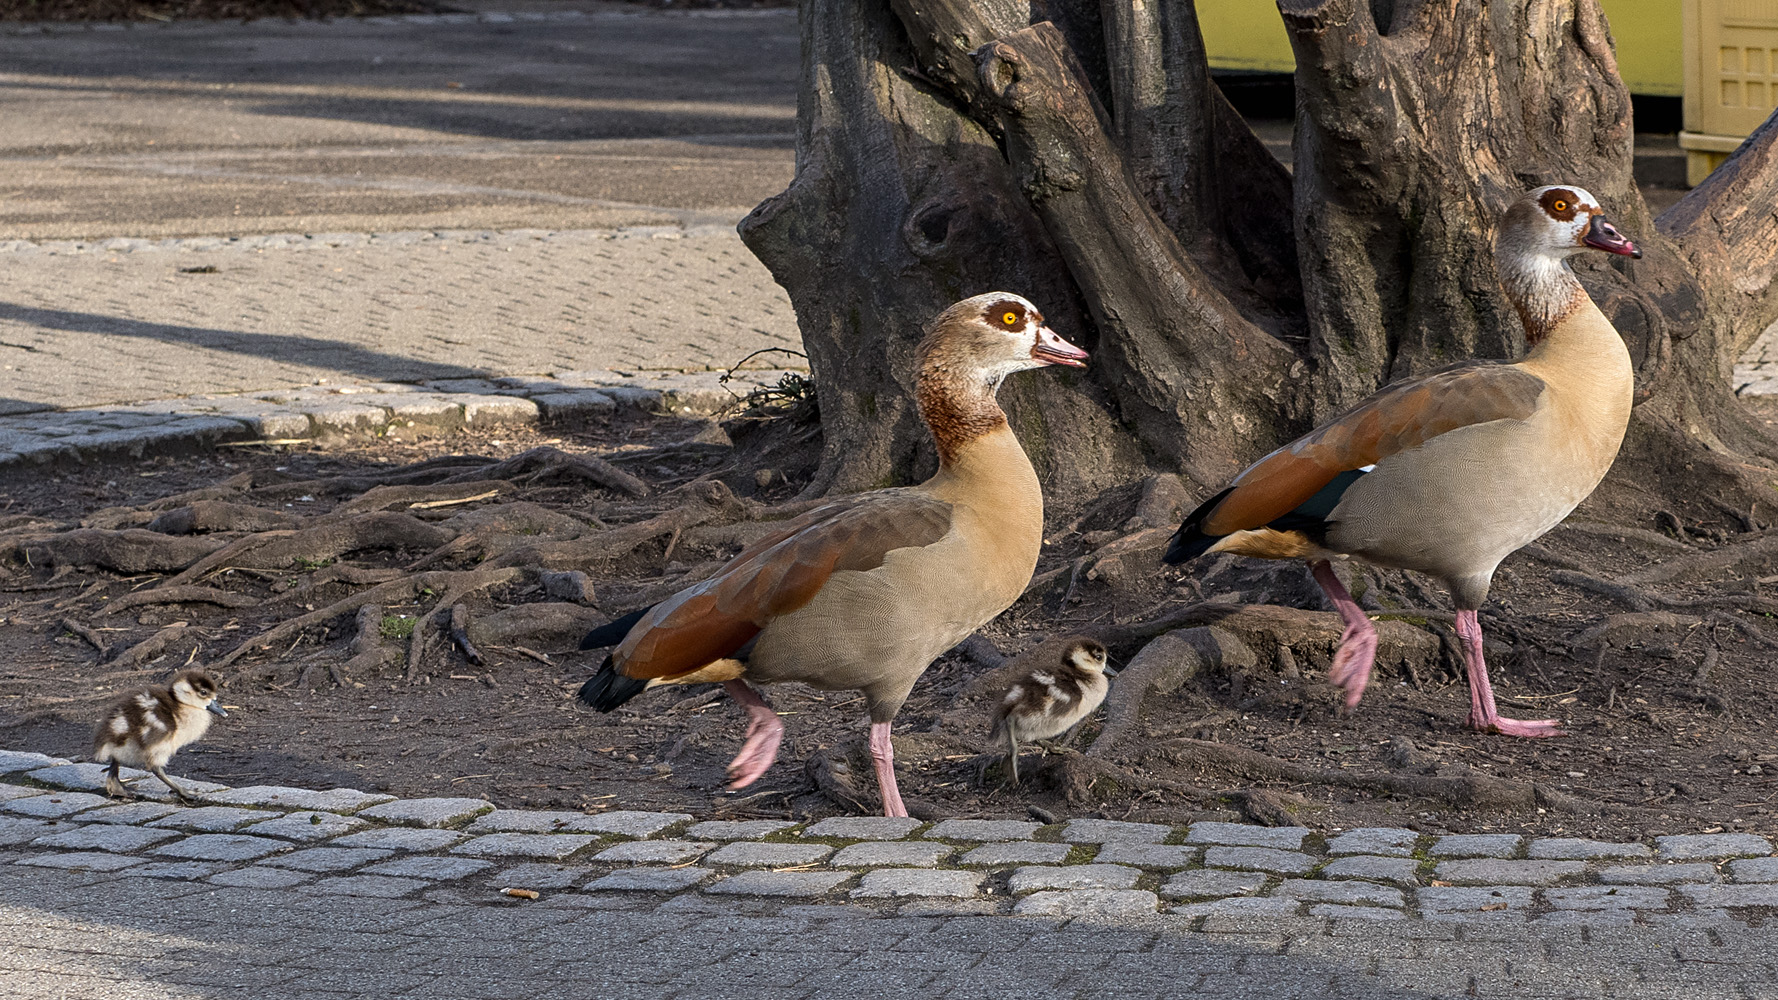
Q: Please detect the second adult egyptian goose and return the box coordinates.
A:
[1165,185,1641,737]
[577,292,1088,816]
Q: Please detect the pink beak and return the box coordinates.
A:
[1582,214,1641,258]
[1031,325,1089,367]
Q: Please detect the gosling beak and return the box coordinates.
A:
[1031,325,1089,368]
[206,700,228,717]
[1582,214,1641,258]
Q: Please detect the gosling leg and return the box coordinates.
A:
[1004,727,1021,786]
[150,766,196,802]
[101,761,132,801]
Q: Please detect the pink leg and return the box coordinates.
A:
[1311,560,1379,710]
[868,722,907,818]
[722,680,784,789]
[1456,610,1564,738]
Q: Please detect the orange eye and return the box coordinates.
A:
[1002,312,1018,326]
[1552,199,1568,213]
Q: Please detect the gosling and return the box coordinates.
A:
[989,638,1114,784]
[92,668,227,801]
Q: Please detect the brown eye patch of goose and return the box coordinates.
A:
[1539,187,1583,221]
[986,301,1026,329]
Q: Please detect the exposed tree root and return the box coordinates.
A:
[210,568,522,670]
[102,586,260,615]
[449,604,484,666]
[111,624,190,668]
[7,529,230,573]
[146,501,301,535]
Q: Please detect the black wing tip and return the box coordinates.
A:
[579,605,653,650]
[576,655,648,712]
[1162,487,1236,565]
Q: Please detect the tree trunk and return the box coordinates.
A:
[742,0,1778,507]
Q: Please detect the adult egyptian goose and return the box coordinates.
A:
[578,292,1088,816]
[990,637,1113,783]
[1165,185,1641,738]
[93,668,227,801]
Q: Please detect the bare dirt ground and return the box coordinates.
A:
[5,396,1778,841]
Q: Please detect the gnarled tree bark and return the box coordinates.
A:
[742,0,1778,508]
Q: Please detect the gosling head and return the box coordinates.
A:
[1062,638,1112,677]
[169,669,227,717]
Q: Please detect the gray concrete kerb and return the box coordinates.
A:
[356,797,493,829]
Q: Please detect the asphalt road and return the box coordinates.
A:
[0,3,797,239]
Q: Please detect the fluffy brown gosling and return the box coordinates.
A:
[989,638,1113,784]
[92,668,227,801]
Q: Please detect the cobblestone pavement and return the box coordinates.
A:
[2,749,1778,997]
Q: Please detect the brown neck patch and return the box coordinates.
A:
[915,363,1007,466]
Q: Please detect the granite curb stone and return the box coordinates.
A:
[804,817,923,840]
[830,842,952,868]
[1432,860,1586,886]
[1185,822,1310,850]
[1014,889,1159,917]
[1060,820,1171,844]
[1599,863,1721,885]
[1274,879,1405,908]
[17,851,142,871]
[1203,846,1316,874]
[1429,834,1523,858]
[584,867,713,892]
[1090,844,1198,869]
[356,798,492,828]
[567,810,691,837]
[333,828,466,852]
[704,842,832,867]
[685,820,796,841]
[4,791,109,817]
[495,864,590,890]
[206,786,394,813]
[1160,869,1267,900]
[241,811,367,841]
[450,834,599,859]
[360,856,493,881]
[151,806,283,832]
[154,834,291,861]
[594,840,715,864]
[1655,834,1773,859]
[1320,855,1423,886]
[1009,864,1141,893]
[703,871,851,897]
[1528,838,1653,860]
[927,820,1040,842]
[1327,828,1419,857]
[262,848,395,872]
[1543,886,1672,910]
[959,842,1072,866]
[851,869,984,899]
[31,824,181,852]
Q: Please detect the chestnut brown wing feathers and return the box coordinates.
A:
[1202,363,1547,535]
[615,494,954,681]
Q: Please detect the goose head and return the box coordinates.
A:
[1499,185,1641,264]
[918,292,1088,390]
[171,669,227,717]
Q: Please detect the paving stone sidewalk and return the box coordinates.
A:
[4,747,1778,997]
[0,227,804,469]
